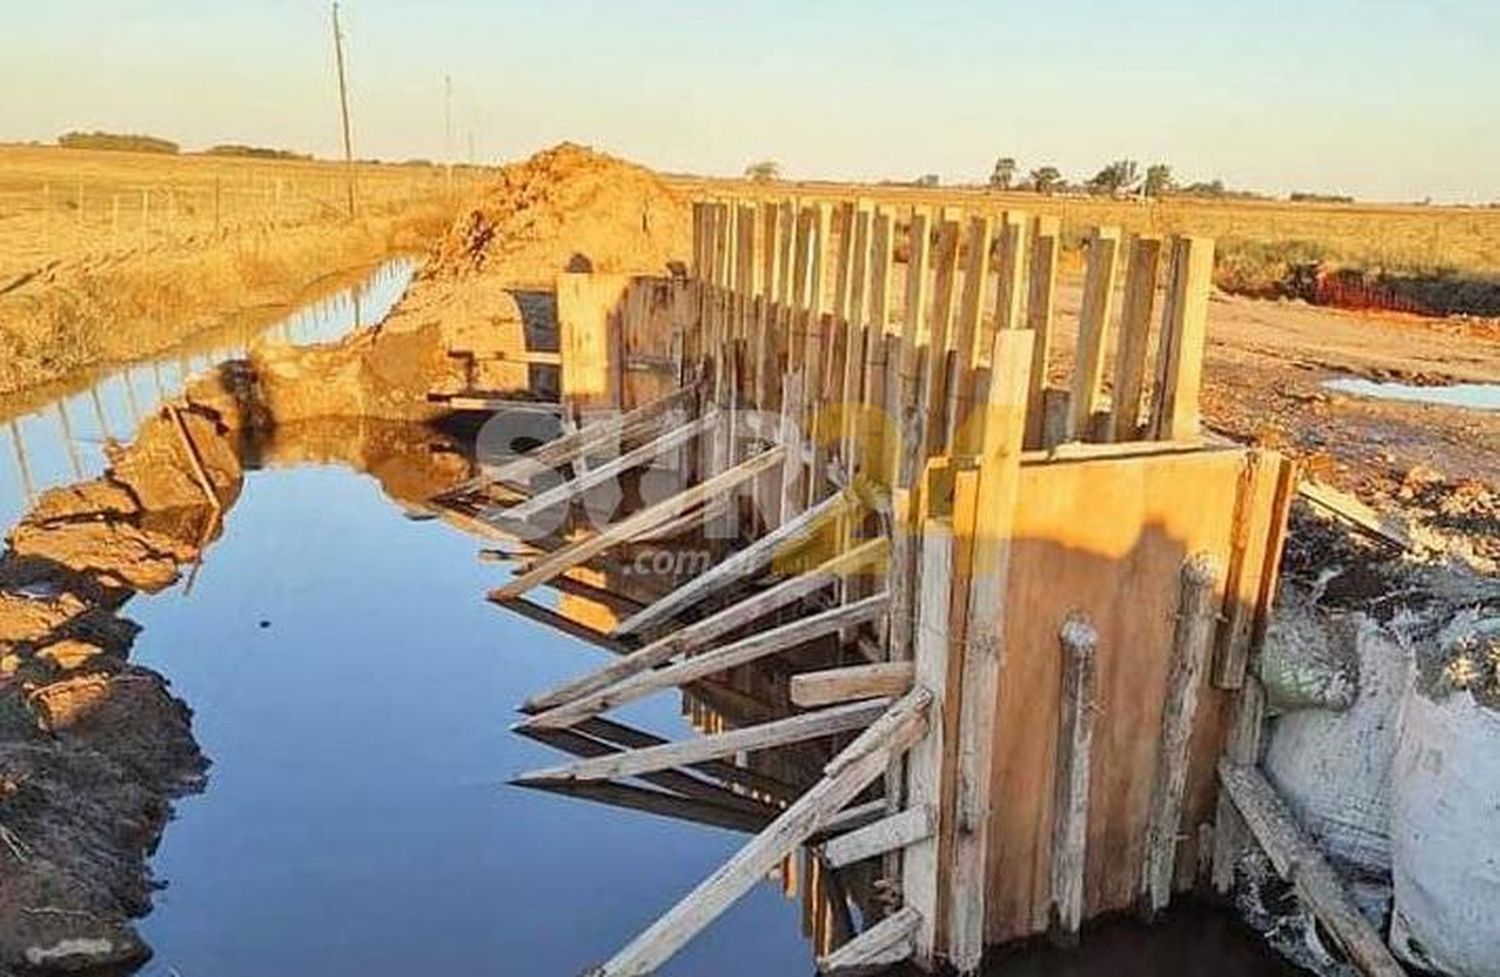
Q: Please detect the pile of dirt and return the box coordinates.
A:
[424,142,689,283]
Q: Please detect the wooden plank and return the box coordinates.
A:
[989,211,1029,344]
[840,203,874,482]
[1212,676,1265,893]
[790,661,915,708]
[1149,236,1214,441]
[947,329,1033,973]
[1066,227,1121,441]
[1023,216,1061,449]
[822,805,933,869]
[1140,554,1221,916]
[954,214,994,368]
[517,777,772,836]
[492,447,786,599]
[522,593,890,731]
[477,384,697,490]
[587,689,930,977]
[817,906,921,975]
[1048,613,1098,945]
[1297,477,1412,550]
[612,487,859,637]
[518,699,890,785]
[448,348,564,366]
[501,412,716,521]
[923,217,962,459]
[1109,235,1164,442]
[515,721,779,819]
[1214,452,1296,688]
[1219,761,1407,977]
[574,716,804,805]
[522,537,886,713]
[559,272,629,411]
[904,511,958,968]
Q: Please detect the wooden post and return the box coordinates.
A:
[1212,677,1265,894]
[922,217,961,460]
[1109,235,1164,441]
[1150,235,1214,441]
[1140,553,1221,916]
[904,512,957,968]
[988,211,1029,343]
[1048,613,1098,945]
[947,329,1033,975]
[1066,226,1121,441]
[1023,216,1060,449]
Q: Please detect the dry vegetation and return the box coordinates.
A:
[0,144,484,396]
[672,176,1500,295]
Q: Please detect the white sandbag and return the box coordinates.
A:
[1390,685,1500,976]
[1263,617,1409,875]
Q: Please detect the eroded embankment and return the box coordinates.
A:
[0,199,455,400]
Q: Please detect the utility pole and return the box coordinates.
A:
[331,2,356,218]
[444,74,454,192]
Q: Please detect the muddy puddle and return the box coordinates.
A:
[0,258,1302,976]
[1324,376,1500,411]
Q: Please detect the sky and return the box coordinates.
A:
[2,0,1497,203]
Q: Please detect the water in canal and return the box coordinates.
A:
[1324,376,1500,411]
[0,259,1300,976]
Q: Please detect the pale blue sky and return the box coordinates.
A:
[3,0,1496,201]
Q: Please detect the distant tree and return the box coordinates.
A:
[204,143,311,161]
[1182,179,1227,197]
[1028,166,1062,195]
[58,131,179,155]
[1087,159,1140,196]
[744,160,781,183]
[989,156,1017,190]
[1143,163,1174,198]
[1290,190,1355,204]
[915,173,940,187]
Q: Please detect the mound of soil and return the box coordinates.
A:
[425,142,689,283]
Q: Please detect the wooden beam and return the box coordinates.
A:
[947,328,1033,974]
[1214,452,1297,688]
[1140,554,1221,916]
[1023,216,1061,449]
[501,412,716,521]
[1212,677,1266,894]
[492,446,786,599]
[1109,234,1164,441]
[480,384,697,489]
[574,716,804,805]
[1066,227,1121,441]
[903,512,957,968]
[612,487,859,637]
[821,805,933,869]
[1297,477,1412,550]
[585,689,930,977]
[518,699,890,785]
[521,593,889,731]
[817,906,921,976]
[1048,613,1098,946]
[989,211,1029,342]
[1218,761,1406,977]
[790,661,915,708]
[516,777,772,836]
[1150,236,1214,441]
[525,538,888,714]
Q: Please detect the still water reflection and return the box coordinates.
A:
[0,258,416,530]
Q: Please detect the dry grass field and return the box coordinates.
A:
[0,144,483,397]
[672,176,1500,294]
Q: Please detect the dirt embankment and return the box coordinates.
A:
[0,202,455,401]
[0,407,239,973]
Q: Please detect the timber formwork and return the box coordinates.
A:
[427,194,1402,977]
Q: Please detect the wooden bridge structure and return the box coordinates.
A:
[429,194,1404,977]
